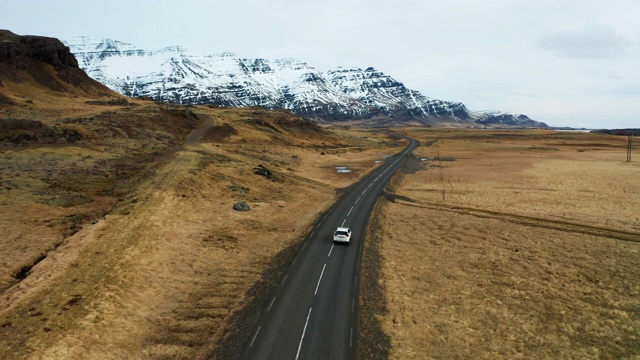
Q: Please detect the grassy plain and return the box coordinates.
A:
[4,65,639,359]
[0,92,402,359]
[364,128,640,359]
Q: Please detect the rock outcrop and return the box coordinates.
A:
[0,30,78,68]
[0,30,116,96]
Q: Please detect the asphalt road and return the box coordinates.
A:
[241,138,418,360]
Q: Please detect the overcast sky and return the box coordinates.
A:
[2,0,639,128]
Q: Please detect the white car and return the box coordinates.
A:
[333,227,351,244]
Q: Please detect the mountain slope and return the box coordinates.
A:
[64,36,547,128]
[0,30,117,100]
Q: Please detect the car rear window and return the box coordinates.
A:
[336,231,349,236]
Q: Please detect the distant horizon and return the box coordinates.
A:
[1,0,639,129]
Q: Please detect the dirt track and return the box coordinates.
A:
[1,111,226,358]
[395,200,640,244]
[184,114,215,145]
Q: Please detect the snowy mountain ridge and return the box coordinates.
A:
[64,37,547,128]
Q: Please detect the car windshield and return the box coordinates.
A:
[335,231,349,236]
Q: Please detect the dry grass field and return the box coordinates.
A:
[0,86,402,358]
[4,43,638,358]
[363,128,640,359]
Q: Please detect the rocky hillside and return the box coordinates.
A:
[0,30,115,98]
[65,37,548,128]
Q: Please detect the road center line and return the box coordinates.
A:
[355,196,360,204]
[328,244,334,257]
[347,206,353,216]
[296,308,313,360]
[315,263,327,295]
[268,296,276,311]
[281,274,288,286]
[250,326,261,347]
[362,189,367,195]
[341,219,346,227]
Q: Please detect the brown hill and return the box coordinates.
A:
[0,30,400,360]
[0,29,116,99]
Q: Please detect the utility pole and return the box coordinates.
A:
[627,134,632,162]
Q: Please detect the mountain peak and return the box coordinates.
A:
[63,36,546,128]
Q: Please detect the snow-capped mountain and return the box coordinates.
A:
[64,37,547,128]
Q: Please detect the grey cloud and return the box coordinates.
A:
[538,23,630,59]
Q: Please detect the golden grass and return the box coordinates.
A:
[0,75,125,122]
[0,100,401,359]
[12,70,637,359]
[368,128,640,359]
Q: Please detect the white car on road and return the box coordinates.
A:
[333,227,351,244]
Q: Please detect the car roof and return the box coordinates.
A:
[336,227,350,231]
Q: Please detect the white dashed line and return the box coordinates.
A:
[250,326,261,347]
[347,206,353,216]
[352,298,355,312]
[328,244,334,257]
[268,297,276,311]
[341,219,346,227]
[281,274,288,286]
[296,308,313,360]
[355,196,360,204]
[315,263,326,296]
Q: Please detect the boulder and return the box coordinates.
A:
[233,201,251,211]
[253,164,273,179]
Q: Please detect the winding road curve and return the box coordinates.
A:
[240,138,418,360]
